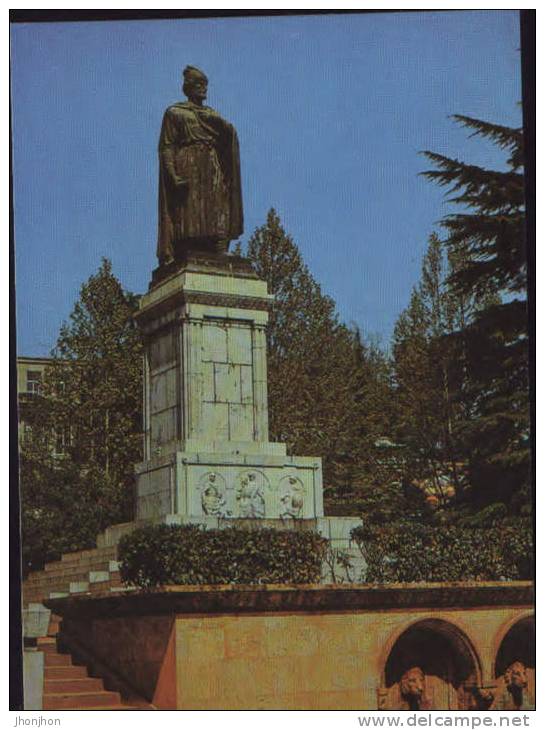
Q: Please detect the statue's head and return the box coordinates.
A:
[504,661,528,691]
[400,667,425,700]
[183,65,208,103]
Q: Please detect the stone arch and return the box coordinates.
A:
[493,613,535,675]
[492,614,535,711]
[378,618,483,711]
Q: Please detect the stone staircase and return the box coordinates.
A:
[39,613,150,710]
[22,545,131,606]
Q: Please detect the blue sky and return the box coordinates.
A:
[11,11,522,356]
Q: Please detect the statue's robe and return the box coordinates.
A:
[157,101,243,262]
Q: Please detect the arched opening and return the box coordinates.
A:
[494,616,535,710]
[379,619,482,710]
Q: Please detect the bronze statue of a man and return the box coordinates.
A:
[157,66,243,264]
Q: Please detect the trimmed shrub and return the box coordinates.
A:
[351,517,533,583]
[118,524,328,588]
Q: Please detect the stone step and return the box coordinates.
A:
[45,665,88,680]
[89,575,122,592]
[89,581,113,595]
[88,570,110,583]
[28,562,114,584]
[40,618,149,711]
[43,557,98,573]
[44,652,73,667]
[37,637,58,653]
[27,573,95,588]
[24,552,116,581]
[24,578,120,606]
[69,581,90,594]
[44,677,104,694]
[27,568,121,593]
[43,689,122,710]
[60,546,117,564]
[109,585,136,594]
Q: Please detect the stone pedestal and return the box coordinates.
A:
[134,254,324,522]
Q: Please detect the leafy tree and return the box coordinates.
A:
[19,259,143,572]
[20,441,103,573]
[422,116,530,509]
[246,209,395,500]
[392,234,470,500]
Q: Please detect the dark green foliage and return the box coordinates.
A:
[19,259,143,573]
[356,478,434,527]
[351,518,533,583]
[118,524,328,588]
[421,116,529,508]
[20,453,101,574]
[423,116,525,296]
[391,234,470,496]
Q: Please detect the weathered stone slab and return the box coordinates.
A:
[23,649,44,710]
[22,603,51,638]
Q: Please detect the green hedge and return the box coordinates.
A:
[351,518,533,583]
[118,524,328,588]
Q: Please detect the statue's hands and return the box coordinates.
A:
[173,177,189,193]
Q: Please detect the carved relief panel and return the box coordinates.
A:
[235,470,269,518]
[279,475,305,519]
[199,471,230,517]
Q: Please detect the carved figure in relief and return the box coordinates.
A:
[399,668,432,710]
[496,661,533,710]
[200,473,228,517]
[464,685,496,710]
[236,472,265,518]
[280,476,304,519]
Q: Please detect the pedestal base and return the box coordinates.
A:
[135,449,324,521]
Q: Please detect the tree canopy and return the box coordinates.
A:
[421,115,530,510]
[19,259,143,572]
[246,209,395,502]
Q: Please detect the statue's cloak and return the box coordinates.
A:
[157,102,243,261]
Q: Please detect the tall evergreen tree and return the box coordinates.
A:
[246,209,394,500]
[392,234,468,499]
[19,259,143,571]
[422,116,529,508]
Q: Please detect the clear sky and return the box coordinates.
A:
[11,11,522,356]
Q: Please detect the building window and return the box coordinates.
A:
[54,425,71,456]
[26,370,42,396]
